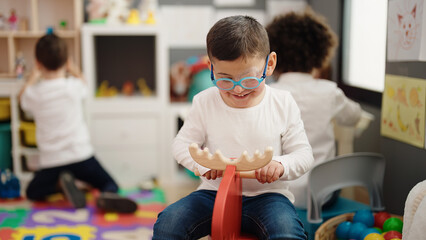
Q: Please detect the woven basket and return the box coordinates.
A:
[315,212,403,240]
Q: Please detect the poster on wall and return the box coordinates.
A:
[381,74,426,148]
[387,0,426,61]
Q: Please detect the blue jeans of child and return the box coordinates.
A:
[153,190,307,240]
[26,156,118,200]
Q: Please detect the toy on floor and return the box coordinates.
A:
[383,217,403,232]
[0,169,20,199]
[375,211,392,229]
[335,210,403,240]
[139,177,158,190]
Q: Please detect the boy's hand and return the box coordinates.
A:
[203,169,223,180]
[66,59,83,79]
[255,160,284,184]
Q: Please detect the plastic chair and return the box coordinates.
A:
[297,152,386,240]
[211,165,257,240]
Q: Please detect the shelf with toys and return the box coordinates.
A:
[0,0,82,78]
[0,78,37,193]
[0,0,82,192]
[81,23,169,188]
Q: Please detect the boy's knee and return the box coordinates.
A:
[156,204,187,226]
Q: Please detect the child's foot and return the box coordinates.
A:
[96,192,137,213]
[59,171,86,209]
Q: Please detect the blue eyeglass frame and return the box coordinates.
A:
[210,55,270,90]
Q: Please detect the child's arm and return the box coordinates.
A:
[269,96,314,182]
[18,68,40,100]
[333,88,362,126]
[66,59,86,84]
[172,96,212,177]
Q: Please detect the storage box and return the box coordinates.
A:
[19,121,37,147]
[0,123,12,170]
[0,98,11,122]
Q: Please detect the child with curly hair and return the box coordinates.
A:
[266,8,362,209]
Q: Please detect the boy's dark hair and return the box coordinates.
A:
[35,33,68,71]
[207,15,270,61]
[266,8,337,74]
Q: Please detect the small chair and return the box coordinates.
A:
[297,152,386,240]
[211,165,257,240]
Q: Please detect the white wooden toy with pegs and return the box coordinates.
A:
[188,143,273,178]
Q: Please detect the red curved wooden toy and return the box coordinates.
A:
[189,143,273,240]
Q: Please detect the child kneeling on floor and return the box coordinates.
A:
[19,32,137,213]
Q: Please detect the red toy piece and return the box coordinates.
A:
[383,230,402,240]
[374,211,391,229]
[211,165,257,240]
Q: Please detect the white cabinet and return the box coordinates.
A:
[81,24,168,188]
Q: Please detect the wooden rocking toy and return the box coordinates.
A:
[189,143,273,240]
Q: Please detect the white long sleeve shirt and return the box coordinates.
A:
[20,77,94,168]
[172,86,314,202]
[270,72,362,208]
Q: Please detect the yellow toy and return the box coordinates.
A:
[137,78,153,96]
[127,9,141,24]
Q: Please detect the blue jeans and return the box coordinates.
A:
[26,156,118,201]
[153,190,307,240]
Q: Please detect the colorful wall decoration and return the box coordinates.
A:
[381,74,426,148]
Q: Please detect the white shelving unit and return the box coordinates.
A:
[0,79,36,187]
[0,0,82,78]
[0,0,82,188]
[81,24,169,188]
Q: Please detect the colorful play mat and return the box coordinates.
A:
[0,188,166,240]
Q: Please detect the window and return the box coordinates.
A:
[341,0,388,93]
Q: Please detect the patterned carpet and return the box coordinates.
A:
[0,188,166,240]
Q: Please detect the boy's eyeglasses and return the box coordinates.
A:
[210,55,270,91]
